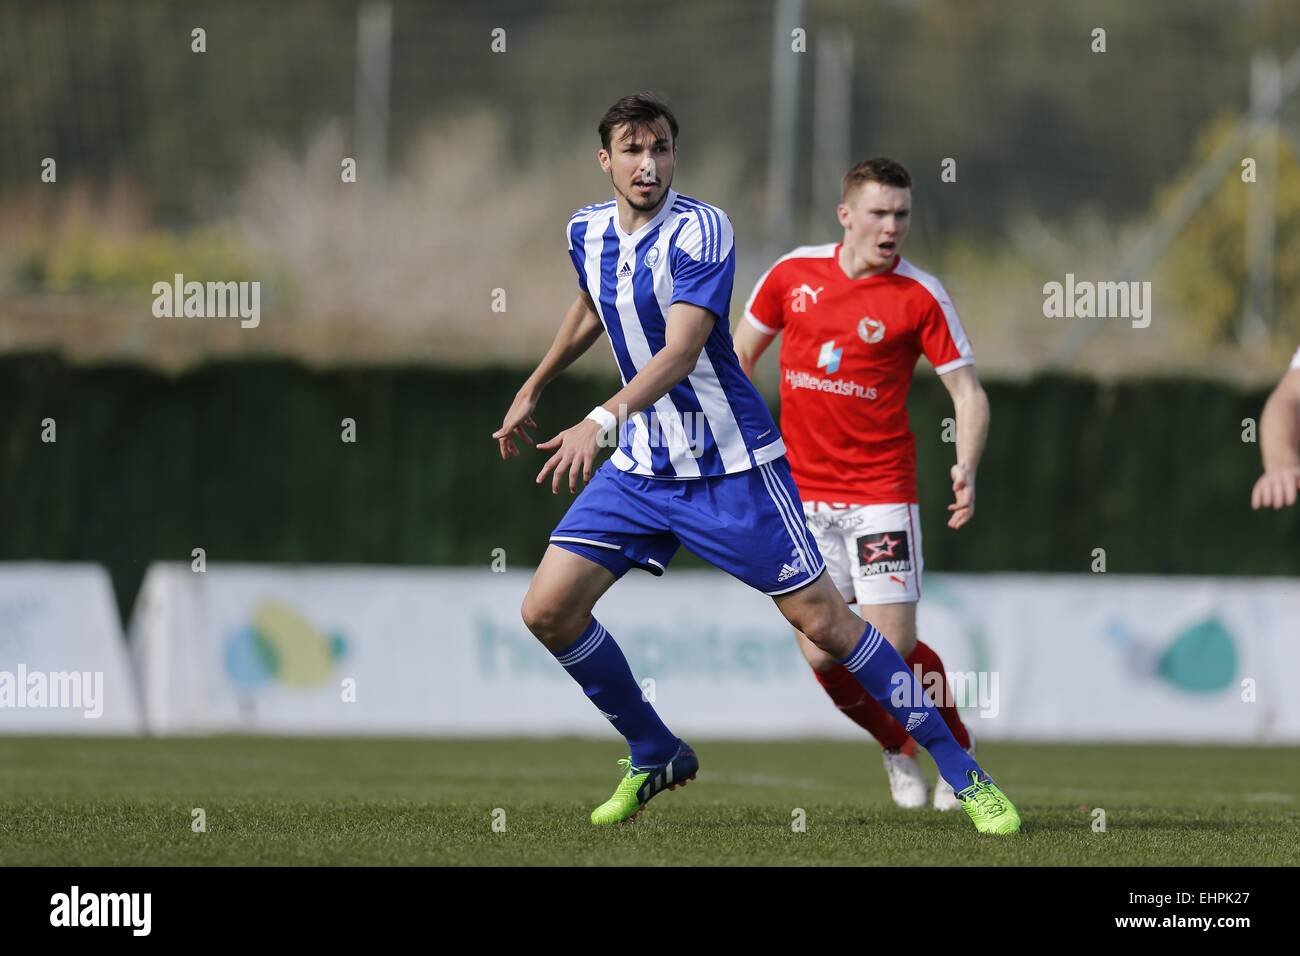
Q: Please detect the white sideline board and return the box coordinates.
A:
[0,563,144,733]
[128,562,1300,742]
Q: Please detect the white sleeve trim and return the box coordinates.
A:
[745,312,779,336]
[934,356,975,375]
[673,204,734,264]
[1290,346,1300,370]
[894,258,974,364]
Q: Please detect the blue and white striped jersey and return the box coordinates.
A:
[565,189,785,479]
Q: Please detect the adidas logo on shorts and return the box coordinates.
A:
[776,547,806,583]
[905,711,928,732]
[776,562,802,582]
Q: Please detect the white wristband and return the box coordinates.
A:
[585,406,618,439]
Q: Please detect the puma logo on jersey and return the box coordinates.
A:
[791,284,824,305]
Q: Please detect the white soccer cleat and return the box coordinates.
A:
[882,748,929,808]
[933,733,976,811]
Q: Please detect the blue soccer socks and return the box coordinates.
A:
[552,617,680,768]
[839,623,982,791]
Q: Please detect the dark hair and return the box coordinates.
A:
[598,92,679,152]
[842,157,912,200]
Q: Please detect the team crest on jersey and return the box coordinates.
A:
[858,316,885,344]
[643,246,661,268]
[855,530,911,577]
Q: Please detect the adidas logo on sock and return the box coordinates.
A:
[776,562,801,582]
[617,261,632,278]
[597,709,619,721]
[905,711,928,732]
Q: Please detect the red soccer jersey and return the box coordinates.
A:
[743,243,974,504]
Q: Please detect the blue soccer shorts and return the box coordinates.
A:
[549,456,825,595]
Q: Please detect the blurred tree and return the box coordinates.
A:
[1159,116,1300,355]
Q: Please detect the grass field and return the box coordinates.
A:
[0,737,1296,866]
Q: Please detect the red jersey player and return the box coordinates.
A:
[735,157,990,810]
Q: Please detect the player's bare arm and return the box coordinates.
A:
[733,316,775,378]
[938,364,989,530]
[1251,367,1300,510]
[493,290,604,460]
[534,302,716,494]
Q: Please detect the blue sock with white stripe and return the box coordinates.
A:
[839,623,981,792]
[552,618,681,769]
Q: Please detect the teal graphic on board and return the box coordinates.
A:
[1105,616,1237,693]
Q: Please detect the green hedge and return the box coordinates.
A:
[0,354,1294,619]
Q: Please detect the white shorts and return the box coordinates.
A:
[802,500,923,605]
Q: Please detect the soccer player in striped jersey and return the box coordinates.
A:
[735,157,996,815]
[1251,346,1300,509]
[494,93,1018,833]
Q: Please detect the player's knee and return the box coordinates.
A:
[520,591,570,644]
[794,605,844,652]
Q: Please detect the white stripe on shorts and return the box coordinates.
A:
[757,463,812,575]
[550,536,621,551]
[760,463,813,557]
[758,463,820,579]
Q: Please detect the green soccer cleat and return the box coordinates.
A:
[590,742,699,825]
[955,770,1022,834]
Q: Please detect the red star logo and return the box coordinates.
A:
[865,534,899,562]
